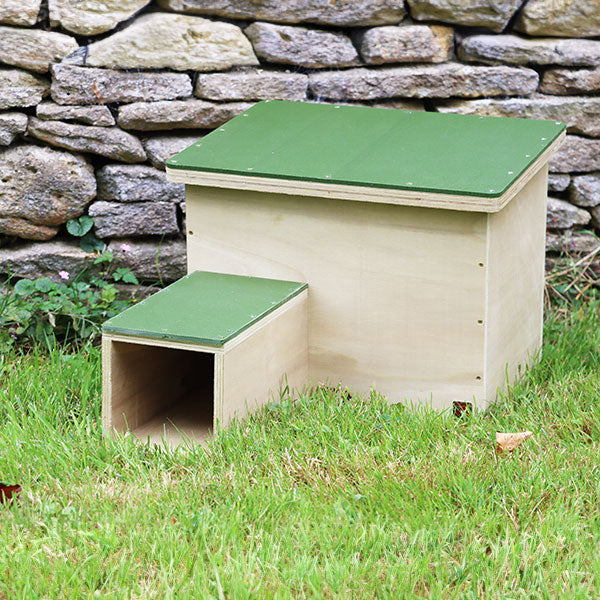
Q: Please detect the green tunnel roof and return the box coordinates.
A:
[103,271,307,347]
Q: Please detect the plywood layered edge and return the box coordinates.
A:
[167,132,564,214]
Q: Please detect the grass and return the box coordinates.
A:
[0,303,599,599]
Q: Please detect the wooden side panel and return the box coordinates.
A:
[220,291,308,427]
[484,166,548,406]
[187,186,487,409]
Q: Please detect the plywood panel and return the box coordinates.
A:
[484,167,548,405]
[187,187,487,409]
[220,291,308,427]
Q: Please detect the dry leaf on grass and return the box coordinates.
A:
[495,431,533,454]
[0,483,21,505]
[453,401,472,418]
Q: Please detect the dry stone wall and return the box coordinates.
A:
[0,0,599,284]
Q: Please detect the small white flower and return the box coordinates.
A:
[58,270,69,280]
[119,243,132,252]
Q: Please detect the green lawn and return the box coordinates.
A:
[0,303,599,599]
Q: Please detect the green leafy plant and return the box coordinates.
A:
[79,231,105,253]
[0,250,140,350]
[66,215,94,237]
[65,216,105,252]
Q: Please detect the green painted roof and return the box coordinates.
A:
[167,100,565,199]
[103,271,307,346]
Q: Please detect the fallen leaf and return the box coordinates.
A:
[453,401,472,418]
[0,483,22,505]
[495,431,533,454]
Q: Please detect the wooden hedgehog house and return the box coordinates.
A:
[101,100,565,445]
